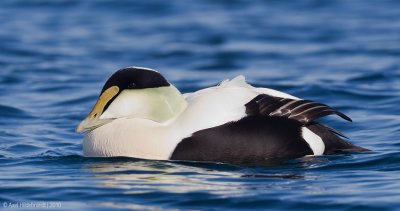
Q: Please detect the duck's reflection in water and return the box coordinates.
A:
[84,157,327,195]
[81,157,334,209]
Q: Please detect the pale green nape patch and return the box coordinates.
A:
[108,86,188,123]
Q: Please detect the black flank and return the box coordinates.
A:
[170,116,313,164]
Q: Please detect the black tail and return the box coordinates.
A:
[307,123,369,154]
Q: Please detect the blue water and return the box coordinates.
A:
[1,0,399,210]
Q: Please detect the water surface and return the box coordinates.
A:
[1,0,399,210]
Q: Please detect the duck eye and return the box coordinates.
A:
[127,83,137,89]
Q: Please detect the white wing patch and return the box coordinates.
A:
[184,75,299,100]
[301,127,325,155]
[219,75,299,99]
[254,88,299,100]
[218,75,253,88]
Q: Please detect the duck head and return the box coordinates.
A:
[76,67,187,133]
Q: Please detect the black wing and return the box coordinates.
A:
[245,94,352,125]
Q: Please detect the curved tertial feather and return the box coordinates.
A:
[245,94,352,124]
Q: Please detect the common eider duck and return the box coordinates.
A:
[76,67,367,164]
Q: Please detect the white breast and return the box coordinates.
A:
[83,118,180,159]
